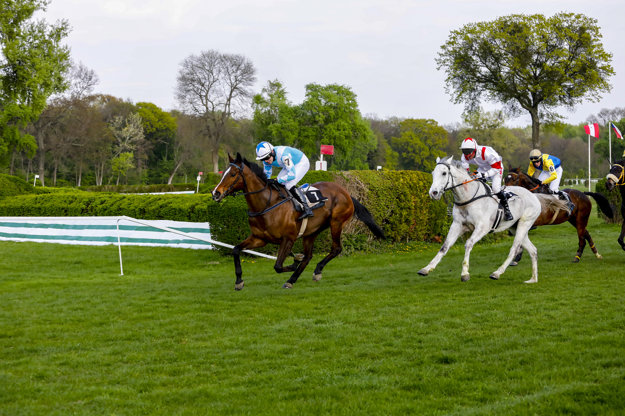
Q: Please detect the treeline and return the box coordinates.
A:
[6,76,624,188]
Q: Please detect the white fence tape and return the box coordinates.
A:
[0,216,212,249]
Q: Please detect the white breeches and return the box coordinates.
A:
[536,166,563,192]
[488,171,503,193]
[278,155,310,190]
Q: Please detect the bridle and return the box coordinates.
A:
[436,162,493,206]
[222,161,291,217]
[507,171,541,192]
[607,163,625,186]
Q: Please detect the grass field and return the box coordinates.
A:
[1,209,624,415]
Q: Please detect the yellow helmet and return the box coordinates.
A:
[529,149,542,161]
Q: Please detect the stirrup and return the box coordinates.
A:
[298,209,313,220]
[503,210,513,221]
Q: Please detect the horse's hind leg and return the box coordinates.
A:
[312,220,346,282]
[284,235,317,288]
[490,221,536,282]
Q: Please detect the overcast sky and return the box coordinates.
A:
[43,0,625,127]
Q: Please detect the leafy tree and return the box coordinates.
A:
[111,152,134,185]
[175,50,256,172]
[436,12,614,148]
[297,83,376,170]
[389,119,447,171]
[136,102,177,183]
[252,79,299,146]
[0,0,70,157]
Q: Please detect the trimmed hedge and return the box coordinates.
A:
[0,170,449,254]
[0,174,36,198]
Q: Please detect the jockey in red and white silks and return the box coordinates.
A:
[459,137,512,221]
[459,137,504,193]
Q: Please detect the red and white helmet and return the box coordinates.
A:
[460,137,478,157]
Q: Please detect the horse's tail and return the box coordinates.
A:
[351,197,386,239]
[584,192,614,219]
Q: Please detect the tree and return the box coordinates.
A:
[389,119,447,171]
[297,83,376,170]
[436,12,614,148]
[252,79,299,146]
[136,102,177,183]
[0,0,71,157]
[175,50,256,172]
[107,113,144,183]
[111,152,134,185]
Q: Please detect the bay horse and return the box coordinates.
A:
[505,167,613,262]
[418,156,542,283]
[605,158,625,251]
[211,153,385,290]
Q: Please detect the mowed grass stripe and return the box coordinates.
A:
[1,211,624,415]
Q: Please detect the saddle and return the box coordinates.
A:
[290,183,328,213]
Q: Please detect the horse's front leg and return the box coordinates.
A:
[460,225,490,282]
[418,220,467,277]
[232,235,267,291]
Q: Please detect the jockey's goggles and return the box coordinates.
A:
[529,156,541,162]
[462,148,475,156]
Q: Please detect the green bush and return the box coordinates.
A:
[0,174,36,198]
[0,170,449,254]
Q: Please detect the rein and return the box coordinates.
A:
[437,162,493,206]
[225,162,292,217]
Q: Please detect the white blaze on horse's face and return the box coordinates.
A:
[428,163,449,200]
[212,166,232,201]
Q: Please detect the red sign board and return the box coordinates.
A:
[320,145,334,155]
[198,171,203,175]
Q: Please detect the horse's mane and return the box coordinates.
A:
[509,167,541,185]
[240,154,268,184]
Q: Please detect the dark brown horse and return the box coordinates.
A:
[605,158,625,251]
[211,153,385,290]
[505,167,613,262]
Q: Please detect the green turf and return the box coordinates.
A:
[1,210,624,415]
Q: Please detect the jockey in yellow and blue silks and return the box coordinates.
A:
[527,149,563,193]
[255,141,313,219]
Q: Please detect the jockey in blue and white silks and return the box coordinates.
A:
[255,141,312,219]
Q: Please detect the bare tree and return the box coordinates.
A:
[175,50,256,172]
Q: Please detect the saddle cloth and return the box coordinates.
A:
[292,183,327,211]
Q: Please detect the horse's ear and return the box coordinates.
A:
[448,155,454,163]
[228,153,234,162]
[436,156,441,163]
[235,152,242,162]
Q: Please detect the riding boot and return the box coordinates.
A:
[496,191,514,221]
[291,186,313,220]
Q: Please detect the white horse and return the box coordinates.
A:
[418,156,542,283]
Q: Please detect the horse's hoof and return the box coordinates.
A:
[312,273,322,282]
[417,268,429,276]
[571,256,580,263]
[524,278,537,284]
[510,261,518,267]
[461,274,470,282]
[282,282,293,289]
[489,273,499,280]
[294,253,305,262]
[234,281,245,291]
[596,254,603,259]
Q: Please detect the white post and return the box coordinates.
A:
[33,174,39,187]
[117,218,124,276]
[588,134,590,192]
[609,121,612,163]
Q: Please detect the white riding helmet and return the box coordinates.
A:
[255,141,274,160]
[529,149,542,161]
[460,137,478,156]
